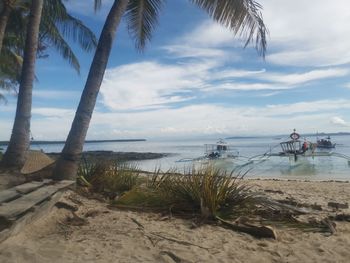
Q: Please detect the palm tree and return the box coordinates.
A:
[0,0,97,168]
[53,0,267,180]
[0,0,14,53]
[1,0,97,91]
[0,0,43,168]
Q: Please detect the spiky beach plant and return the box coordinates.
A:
[116,166,257,219]
[164,166,256,218]
[77,158,140,196]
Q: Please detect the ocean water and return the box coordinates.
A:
[24,135,350,181]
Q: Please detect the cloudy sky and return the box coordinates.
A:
[1,0,350,140]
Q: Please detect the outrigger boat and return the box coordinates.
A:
[204,139,239,160]
[316,135,336,149]
[177,139,240,163]
[249,130,350,166]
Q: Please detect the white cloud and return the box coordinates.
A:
[90,100,350,138]
[181,20,238,48]
[260,0,350,66]
[1,99,347,140]
[212,69,266,79]
[162,45,228,59]
[32,107,74,118]
[100,58,350,110]
[330,116,348,127]
[264,99,350,116]
[100,61,212,110]
[33,90,80,100]
[261,68,350,86]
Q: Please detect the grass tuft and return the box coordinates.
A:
[77,158,140,197]
[115,165,257,219]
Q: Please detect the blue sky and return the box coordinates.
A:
[1,0,350,140]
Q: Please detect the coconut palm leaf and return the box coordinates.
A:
[190,0,267,56]
[40,17,80,73]
[44,0,97,52]
[94,0,102,11]
[125,0,164,50]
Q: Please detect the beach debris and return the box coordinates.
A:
[149,231,210,250]
[327,202,349,210]
[189,221,199,229]
[264,189,284,194]
[67,194,84,205]
[159,215,171,221]
[55,201,78,212]
[261,198,311,214]
[329,213,350,222]
[129,217,209,250]
[320,218,336,235]
[84,209,101,218]
[276,198,322,211]
[57,221,74,240]
[131,217,144,229]
[307,217,337,235]
[216,216,277,239]
[160,251,188,263]
[65,212,88,226]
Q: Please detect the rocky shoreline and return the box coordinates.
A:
[47,150,170,162]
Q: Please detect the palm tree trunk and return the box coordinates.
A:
[52,0,130,180]
[0,2,11,53]
[1,0,44,169]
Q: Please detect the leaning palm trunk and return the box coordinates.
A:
[0,2,11,53]
[1,0,44,169]
[52,0,130,180]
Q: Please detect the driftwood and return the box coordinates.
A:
[321,218,336,234]
[55,201,78,212]
[149,231,210,249]
[216,216,277,239]
[65,212,89,226]
[261,198,311,214]
[276,198,322,211]
[329,213,350,222]
[84,209,102,218]
[108,203,166,213]
[328,202,349,210]
[129,217,210,250]
[264,189,284,194]
[160,251,187,263]
[131,217,144,229]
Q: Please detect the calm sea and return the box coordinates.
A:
[17,134,350,181]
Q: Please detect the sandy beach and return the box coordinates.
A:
[0,179,349,263]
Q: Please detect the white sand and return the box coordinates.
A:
[0,179,349,263]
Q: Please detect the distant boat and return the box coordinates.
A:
[176,139,239,163]
[249,129,350,166]
[204,139,239,160]
[316,135,336,149]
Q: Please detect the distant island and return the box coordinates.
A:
[226,132,350,140]
[0,139,146,147]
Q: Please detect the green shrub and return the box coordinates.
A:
[115,166,257,219]
[77,159,140,196]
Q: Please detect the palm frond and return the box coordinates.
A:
[125,0,164,50]
[190,0,267,56]
[94,0,102,12]
[41,18,80,73]
[43,0,97,52]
